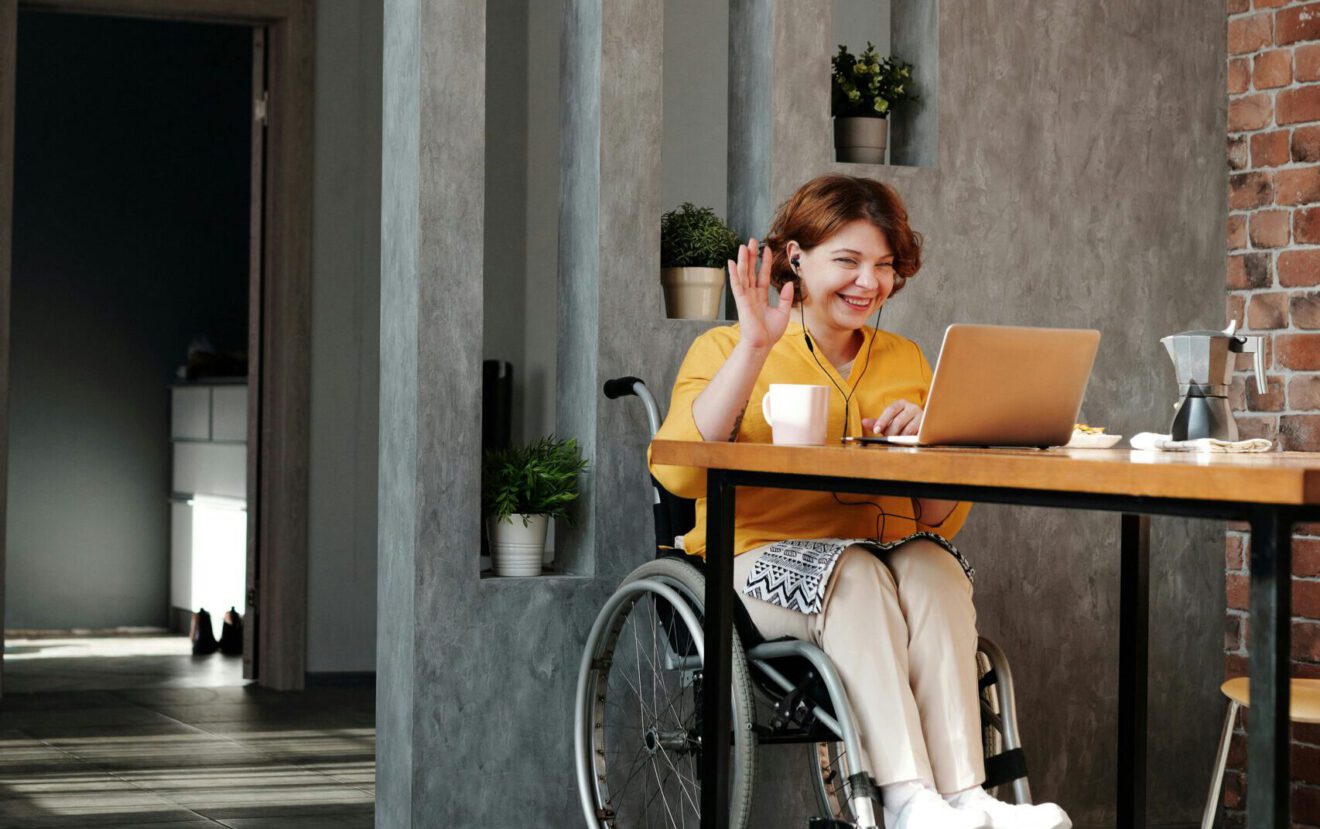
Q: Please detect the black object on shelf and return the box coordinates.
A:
[481,360,514,563]
[482,360,513,454]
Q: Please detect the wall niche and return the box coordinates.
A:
[481,0,581,579]
[831,0,938,169]
[661,0,735,323]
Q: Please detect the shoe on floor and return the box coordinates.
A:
[190,608,219,655]
[218,606,243,656]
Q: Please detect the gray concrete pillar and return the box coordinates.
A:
[379,0,708,824]
[378,0,485,823]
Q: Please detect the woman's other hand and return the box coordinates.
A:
[865,400,923,436]
[728,238,794,352]
[866,400,957,525]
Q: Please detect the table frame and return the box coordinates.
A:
[698,467,1313,829]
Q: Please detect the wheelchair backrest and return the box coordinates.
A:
[651,478,696,552]
[603,375,697,551]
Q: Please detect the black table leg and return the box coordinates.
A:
[701,470,735,829]
[1118,513,1149,829]
[1247,509,1291,829]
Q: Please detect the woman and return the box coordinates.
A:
[649,175,1069,829]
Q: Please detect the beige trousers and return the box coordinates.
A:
[735,540,985,793]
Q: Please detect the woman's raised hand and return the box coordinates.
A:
[728,239,794,352]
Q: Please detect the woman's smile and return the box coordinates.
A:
[837,292,874,312]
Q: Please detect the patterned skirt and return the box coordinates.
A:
[740,532,974,615]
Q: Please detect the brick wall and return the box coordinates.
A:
[1226,0,1320,824]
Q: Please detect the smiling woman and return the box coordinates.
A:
[647,173,1073,829]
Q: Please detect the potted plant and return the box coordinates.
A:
[482,436,589,576]
[660,203,741,320]
[831,43,915,164]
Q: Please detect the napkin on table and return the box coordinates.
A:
[1129,432,1272,453]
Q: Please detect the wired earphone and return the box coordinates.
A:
[789,252,924,538]
[790,254,882,441]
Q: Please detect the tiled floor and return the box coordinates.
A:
[4,635,246,693]
[0,636,375,827]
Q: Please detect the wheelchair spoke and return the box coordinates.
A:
[581,560,753,829]
[611,743,652,801]
[650,757,679,827]
[813,741,853,821]
[633,603,648,728]
[655,741,700,817]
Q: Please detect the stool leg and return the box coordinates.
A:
[1201,701,1239,829]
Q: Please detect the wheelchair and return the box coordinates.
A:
[575,377,1034,829]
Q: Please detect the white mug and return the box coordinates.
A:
[760,384,830,446]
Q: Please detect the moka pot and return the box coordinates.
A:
[1161,321,1265,442]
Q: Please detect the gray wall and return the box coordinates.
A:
[485,0,731,447]
[662,0,729,217]
[305,0,383,675]
[739,1,1227,826]
[6,13,250,630]
[833,0,890,56]
[379,1,1227,826]
[482,0,561,447]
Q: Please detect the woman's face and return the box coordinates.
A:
[790,219,896,333]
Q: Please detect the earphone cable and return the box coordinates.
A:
[800,301,854,437]
[799,302,880,441]
[792,261,925,540]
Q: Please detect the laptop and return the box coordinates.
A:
[859,324,1101,448]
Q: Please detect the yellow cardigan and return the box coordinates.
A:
[648,321,972,557]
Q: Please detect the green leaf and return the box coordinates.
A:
[660,202,741,268]
[482,436,590,525]
[831,46,916,119]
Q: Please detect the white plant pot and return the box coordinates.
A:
[834,116,889,164]
[488,514,549,577]
[661,267,725,320]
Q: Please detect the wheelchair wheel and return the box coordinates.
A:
[575,557,756,828]
[811,739,857,821]
[810,647,1008,820]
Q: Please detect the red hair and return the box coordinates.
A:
[763,175,923,302]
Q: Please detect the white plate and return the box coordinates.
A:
[1065,431,1123,449]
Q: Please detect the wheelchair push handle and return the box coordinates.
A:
[603,376,662,439]
[603,376,644,399]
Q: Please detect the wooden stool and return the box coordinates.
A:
[1202,677,1320,828]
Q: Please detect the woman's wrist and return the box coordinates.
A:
[731,340,773,363]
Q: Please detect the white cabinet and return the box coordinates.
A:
[170,500,193,610]
[171,387,211,440]
[170,385,248,443]
[211,386,248,442]
[173,443,247,500]
[169,383,248,622]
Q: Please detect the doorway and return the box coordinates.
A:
[0,0,313,694]
[7,10,251,692]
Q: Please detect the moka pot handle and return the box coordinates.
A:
[1234,336,1267,394]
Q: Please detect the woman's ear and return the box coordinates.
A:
[785,240,801,270]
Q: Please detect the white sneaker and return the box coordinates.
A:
[893,789,990,829]
[952,789,1072,829]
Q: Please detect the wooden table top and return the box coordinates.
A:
[649,439,1320,506]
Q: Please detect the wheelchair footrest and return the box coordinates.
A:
[983,747,1029,788]
[807,819,855,828]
